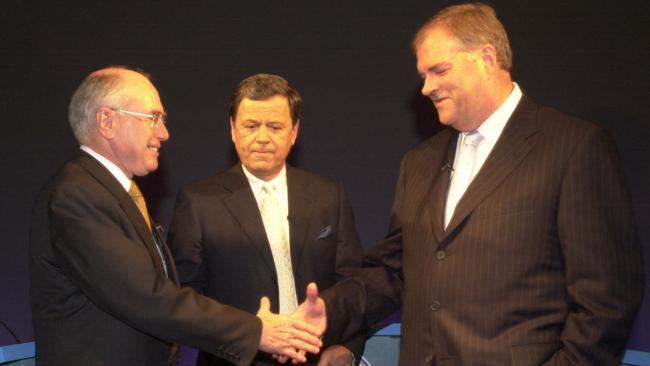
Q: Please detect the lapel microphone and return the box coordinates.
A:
[441,162,454,172]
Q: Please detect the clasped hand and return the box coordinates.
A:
[257,283,327,364]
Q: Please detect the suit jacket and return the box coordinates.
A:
[29,151,262,366]
[168,164,365,365]
[324,95,644,365]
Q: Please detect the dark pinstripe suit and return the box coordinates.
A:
[324,95,644,365]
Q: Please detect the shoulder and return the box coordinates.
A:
[287,166,342,191]
[178,167,244,198]
[520,95,604,137]
[48,157,111,202]
[289,166,339,183]
[400,128,454,167]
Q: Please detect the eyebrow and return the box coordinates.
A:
[429,62,452,73]
[419,62,452,78]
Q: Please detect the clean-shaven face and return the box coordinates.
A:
[416,26,491,132]
[231,95,299,181]
[109,71,169,177]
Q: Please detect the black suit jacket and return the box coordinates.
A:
[30,151,262,366]
[324,95,644,365]
[169,164,365,365]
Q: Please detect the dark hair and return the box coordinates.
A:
[228,74,301,125]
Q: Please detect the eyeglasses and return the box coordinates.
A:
[112,108,167,128]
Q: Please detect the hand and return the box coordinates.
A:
[257,295,323,363]
[275,282,328,364]
[317,345,354,366]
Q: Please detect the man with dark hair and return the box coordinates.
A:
[169,73,365,365]
[30,67,326,366]
[323,3,643,365]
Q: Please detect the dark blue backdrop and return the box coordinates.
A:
[1,0,648,354]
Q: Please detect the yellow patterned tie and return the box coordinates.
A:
[128,181,152,231]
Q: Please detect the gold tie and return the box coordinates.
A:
[128,181,170,277]
[128,180,152,231]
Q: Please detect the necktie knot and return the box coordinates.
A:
[128,180,151,230]
[128,180,144,198]
[262,182,275,195]
[463,131,483,148]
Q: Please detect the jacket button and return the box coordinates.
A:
[430,301,441,311]
[436,250,445,260]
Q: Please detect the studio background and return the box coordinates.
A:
[1,0,648,353]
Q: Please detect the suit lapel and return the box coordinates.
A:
[443,96,539,238]
[429,130,458,243]
[75,151,169,276]
[153,223,180,284]
[221,165,277,275]
[286,167,313,275]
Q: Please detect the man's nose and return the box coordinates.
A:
[421,75,438,97]
[255,125,270,142]
[156,122,170,141]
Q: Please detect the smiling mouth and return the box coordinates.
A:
[148,146,160,153]
[433,97,448,105]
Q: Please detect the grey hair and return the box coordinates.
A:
[68,66,147,143]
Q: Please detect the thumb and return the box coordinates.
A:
[306,282,319,304]
[258,296,271,315]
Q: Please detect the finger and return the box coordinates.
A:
[295,349,308,365]
[290,321,324,344]
[279,347,307,364]
[275,355,289,364]
[291,319,319,336]
[287,334,321,354]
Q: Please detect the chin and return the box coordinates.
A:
[144,163,159,174]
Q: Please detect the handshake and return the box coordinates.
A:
[256,283,327,364]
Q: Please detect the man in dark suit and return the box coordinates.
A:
[30,67,326,366]
[323,3,644,365]
[169,74,365,366]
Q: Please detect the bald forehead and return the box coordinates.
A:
[97,68,162,111]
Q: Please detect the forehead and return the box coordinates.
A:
[236,95,291,120]
[416,26,462,72]
[118,72,163,111]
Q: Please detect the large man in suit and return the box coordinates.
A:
[30,67,325,366]
[169,74,365,366]
[323,3,644,365]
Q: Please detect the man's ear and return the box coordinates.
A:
[96,107,116,139]
[290,120,300,146]
[479,44,499,72]
[230,118,236,143]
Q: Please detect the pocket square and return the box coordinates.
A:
[315,225,333,240]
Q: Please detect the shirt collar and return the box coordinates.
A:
[242,164,287,195]
[80,145,132,192]
[475,82,523,143]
